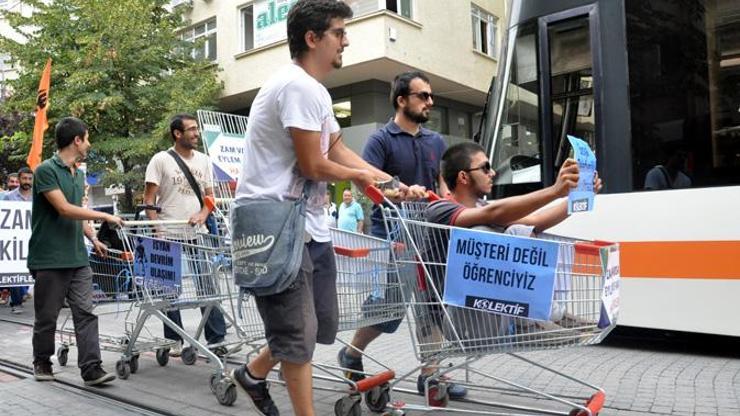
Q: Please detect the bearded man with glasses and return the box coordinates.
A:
[338,70,465,398]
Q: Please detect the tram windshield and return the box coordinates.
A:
[483,0,740,195]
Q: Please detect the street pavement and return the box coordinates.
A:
[1,302,740,415]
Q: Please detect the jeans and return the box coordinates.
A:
[9,286,24,307]
[32,267,102,372]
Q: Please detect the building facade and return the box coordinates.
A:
[179,0,506,152]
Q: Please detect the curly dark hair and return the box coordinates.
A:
[287,0,353,59]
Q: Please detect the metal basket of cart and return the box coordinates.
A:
[215,193,403,415]
[296,227,405,416]
[117,219,242,406]
[366,185,619,416]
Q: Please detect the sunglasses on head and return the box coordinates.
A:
[464,161,492,173]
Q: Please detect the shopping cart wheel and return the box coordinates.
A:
[214,378,237,406]
[569,410,598,416]
[129,354,139,374]
[156,348,170,366]
[181,346,197,365]
[334,395,362,416]
[56,346,69,367]
[364,384,391,413]
[426,384,449,408]
[209,373,221,394]
[116,359,131,380]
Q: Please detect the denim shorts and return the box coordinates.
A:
[254,240,338,364]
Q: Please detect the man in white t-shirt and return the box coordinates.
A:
[230,2,400,415]
[143,114,227,357]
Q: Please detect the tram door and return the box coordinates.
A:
[538,6,601,186]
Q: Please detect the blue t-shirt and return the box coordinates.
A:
[337,200,364,232]
[362,120,447,238]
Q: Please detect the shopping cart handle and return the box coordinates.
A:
[427,191,441,202]
[364,185,385,205]
[204,195,216,213]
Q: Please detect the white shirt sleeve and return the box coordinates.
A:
[145,153,163,186]
[204,154,214,192]
[277,79,326,132]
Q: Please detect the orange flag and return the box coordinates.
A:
[27,58,52,171]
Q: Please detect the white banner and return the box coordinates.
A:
[0,200,33,287]
[254,0,298,48]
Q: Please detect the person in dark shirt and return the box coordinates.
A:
[338,71,460,398]
[28,117,122,386]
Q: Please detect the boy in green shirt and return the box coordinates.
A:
[29,117,122,386]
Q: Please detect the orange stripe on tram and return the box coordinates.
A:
[620,241,740,280]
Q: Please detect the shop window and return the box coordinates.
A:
[183,18,217,61]
[472,4,497,57]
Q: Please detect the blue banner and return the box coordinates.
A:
[133,236,182,292]
[443,228,559,320]
[567,135,596,214]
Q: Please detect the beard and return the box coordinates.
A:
[332,55,343,69]
[20,184,31,191]
[180,138,197,150]
[470,174,491,199]
[403,106,429,124]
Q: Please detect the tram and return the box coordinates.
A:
[479,0,740,336]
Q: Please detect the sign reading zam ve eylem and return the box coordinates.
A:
[443,228,560,321]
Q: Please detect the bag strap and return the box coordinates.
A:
[167,149,204,208]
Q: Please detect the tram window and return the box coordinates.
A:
[490,23,542,188]
[547,17,595,176]
[626,0,740,189]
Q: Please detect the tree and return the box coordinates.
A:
[0,0,222,210]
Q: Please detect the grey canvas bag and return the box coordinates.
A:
[230,194,306,296]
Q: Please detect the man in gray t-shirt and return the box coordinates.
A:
[143,113,227,357]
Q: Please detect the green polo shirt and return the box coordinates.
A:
[27,154,89,270]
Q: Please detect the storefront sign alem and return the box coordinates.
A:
[0,201,34,287]
[443,227,560,320]
[567,135,596,214]
[253,0,299,48]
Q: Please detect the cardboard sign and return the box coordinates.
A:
[0,201,33,287]
[443,227,560,320]
[598,244,621,328]
[567,135,596,214]
[133,236,182,293]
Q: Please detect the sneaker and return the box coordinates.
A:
[11,305,22,314]
[33,362,55,381]
[169,340,183,357]
[82,365,116,386]
[210,346,228,357]
[231,365,279,416]
[337,346,365,382]
[417,373,468,400]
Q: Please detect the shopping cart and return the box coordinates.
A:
[56,246,173,372]
[312,228,402,415]
[116,220,242,406]
[366,186,618,416]
[214,195,404,415]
